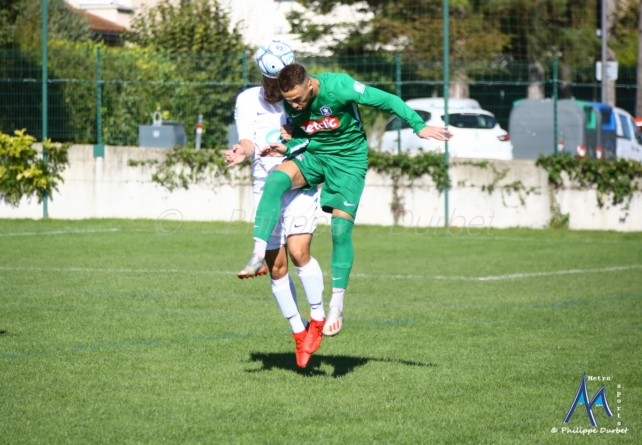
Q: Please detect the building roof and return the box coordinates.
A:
[80,10,127,33]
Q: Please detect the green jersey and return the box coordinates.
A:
[284,73,427,157]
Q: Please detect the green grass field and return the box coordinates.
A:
[1,218,640,444]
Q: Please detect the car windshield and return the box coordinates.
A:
[445,113,497,129]
[385,110,431,131]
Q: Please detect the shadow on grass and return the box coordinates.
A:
[0,330,7,336]
[247,352,436,378]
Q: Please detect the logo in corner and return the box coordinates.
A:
[320,106,333,116]
[564,373,613,427]
[354,81,366,94]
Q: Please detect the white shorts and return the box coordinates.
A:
[253,184,319,250]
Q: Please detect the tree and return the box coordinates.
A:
[129,0,245,55]
[11,0,91,49]
[611,0,641,66]
[288,1,602,73]
[127,0,249,147]
[288,0,508,63]
[0,0,21,48]
[288,0,509,100]
[486,1,597,63]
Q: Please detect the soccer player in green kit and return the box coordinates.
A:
[241,63,451,356]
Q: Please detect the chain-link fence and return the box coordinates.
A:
[0,46,639,152]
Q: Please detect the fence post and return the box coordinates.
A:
[443,0,450,229]
[396,53,402,154]
[553,57,558,155]
[41,0,48,219]
[600,0,607,104]
[195,114,203,150]
[94,46,104,157]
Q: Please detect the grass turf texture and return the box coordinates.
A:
[0,218,640,444]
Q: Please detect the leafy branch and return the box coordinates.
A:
[368,149,450,223]
[454,160,539,207]
[536,153,642,210]
[368,149,450,191]
[0,129,69,206]
[129,146,232,192]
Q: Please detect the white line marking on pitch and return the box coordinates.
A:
[430,265,642,281]
[1,265,640,281]
[0,228,122,237]
[0,266,235,275]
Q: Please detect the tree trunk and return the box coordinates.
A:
[527,61,545,99]
[636,0,642,116]
[448,68,470,99]
[560,63,572,98]
[448,80,470,99]
[606,0,617,106]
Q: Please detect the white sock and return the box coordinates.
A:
[296,257,325,321]
[253,237,267,259]
[271,274,305,333]
[288,274,298,308]
[330,288,345,312]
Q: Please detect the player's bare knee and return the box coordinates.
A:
[277,160,308,189]
[266,248,288,279]
[287,234,312,267]
[269,261,288,280]
[289,247,310,268]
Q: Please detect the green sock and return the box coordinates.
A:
[330,216,354,289]
[253,170,292,241]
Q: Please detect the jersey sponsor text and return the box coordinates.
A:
[300,116,340,134]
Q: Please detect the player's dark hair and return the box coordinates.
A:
[278,63,308,93]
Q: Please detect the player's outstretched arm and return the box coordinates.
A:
[259,143,288,157]
[417,126,453,141]
[224,140,253,168]
[337,73,453,141]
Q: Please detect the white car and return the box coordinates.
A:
[614,107,642,162]
[369,98,513,160]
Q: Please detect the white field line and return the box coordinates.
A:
[449,236,637,244]
[431,265,642,281]
[3,228,634,245]
[1,265,640,281]
[0,228,122,237]
[0,266,235,275]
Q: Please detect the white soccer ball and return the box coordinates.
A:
[254,40,295,79]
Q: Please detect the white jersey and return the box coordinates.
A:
[234,86,288,182]
[233,86,319,249]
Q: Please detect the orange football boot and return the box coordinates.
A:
[292,330,311,368]
[302,317,325,354]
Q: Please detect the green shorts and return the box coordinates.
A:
[291,150,368,217]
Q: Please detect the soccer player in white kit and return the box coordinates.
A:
[224,40,325,368]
